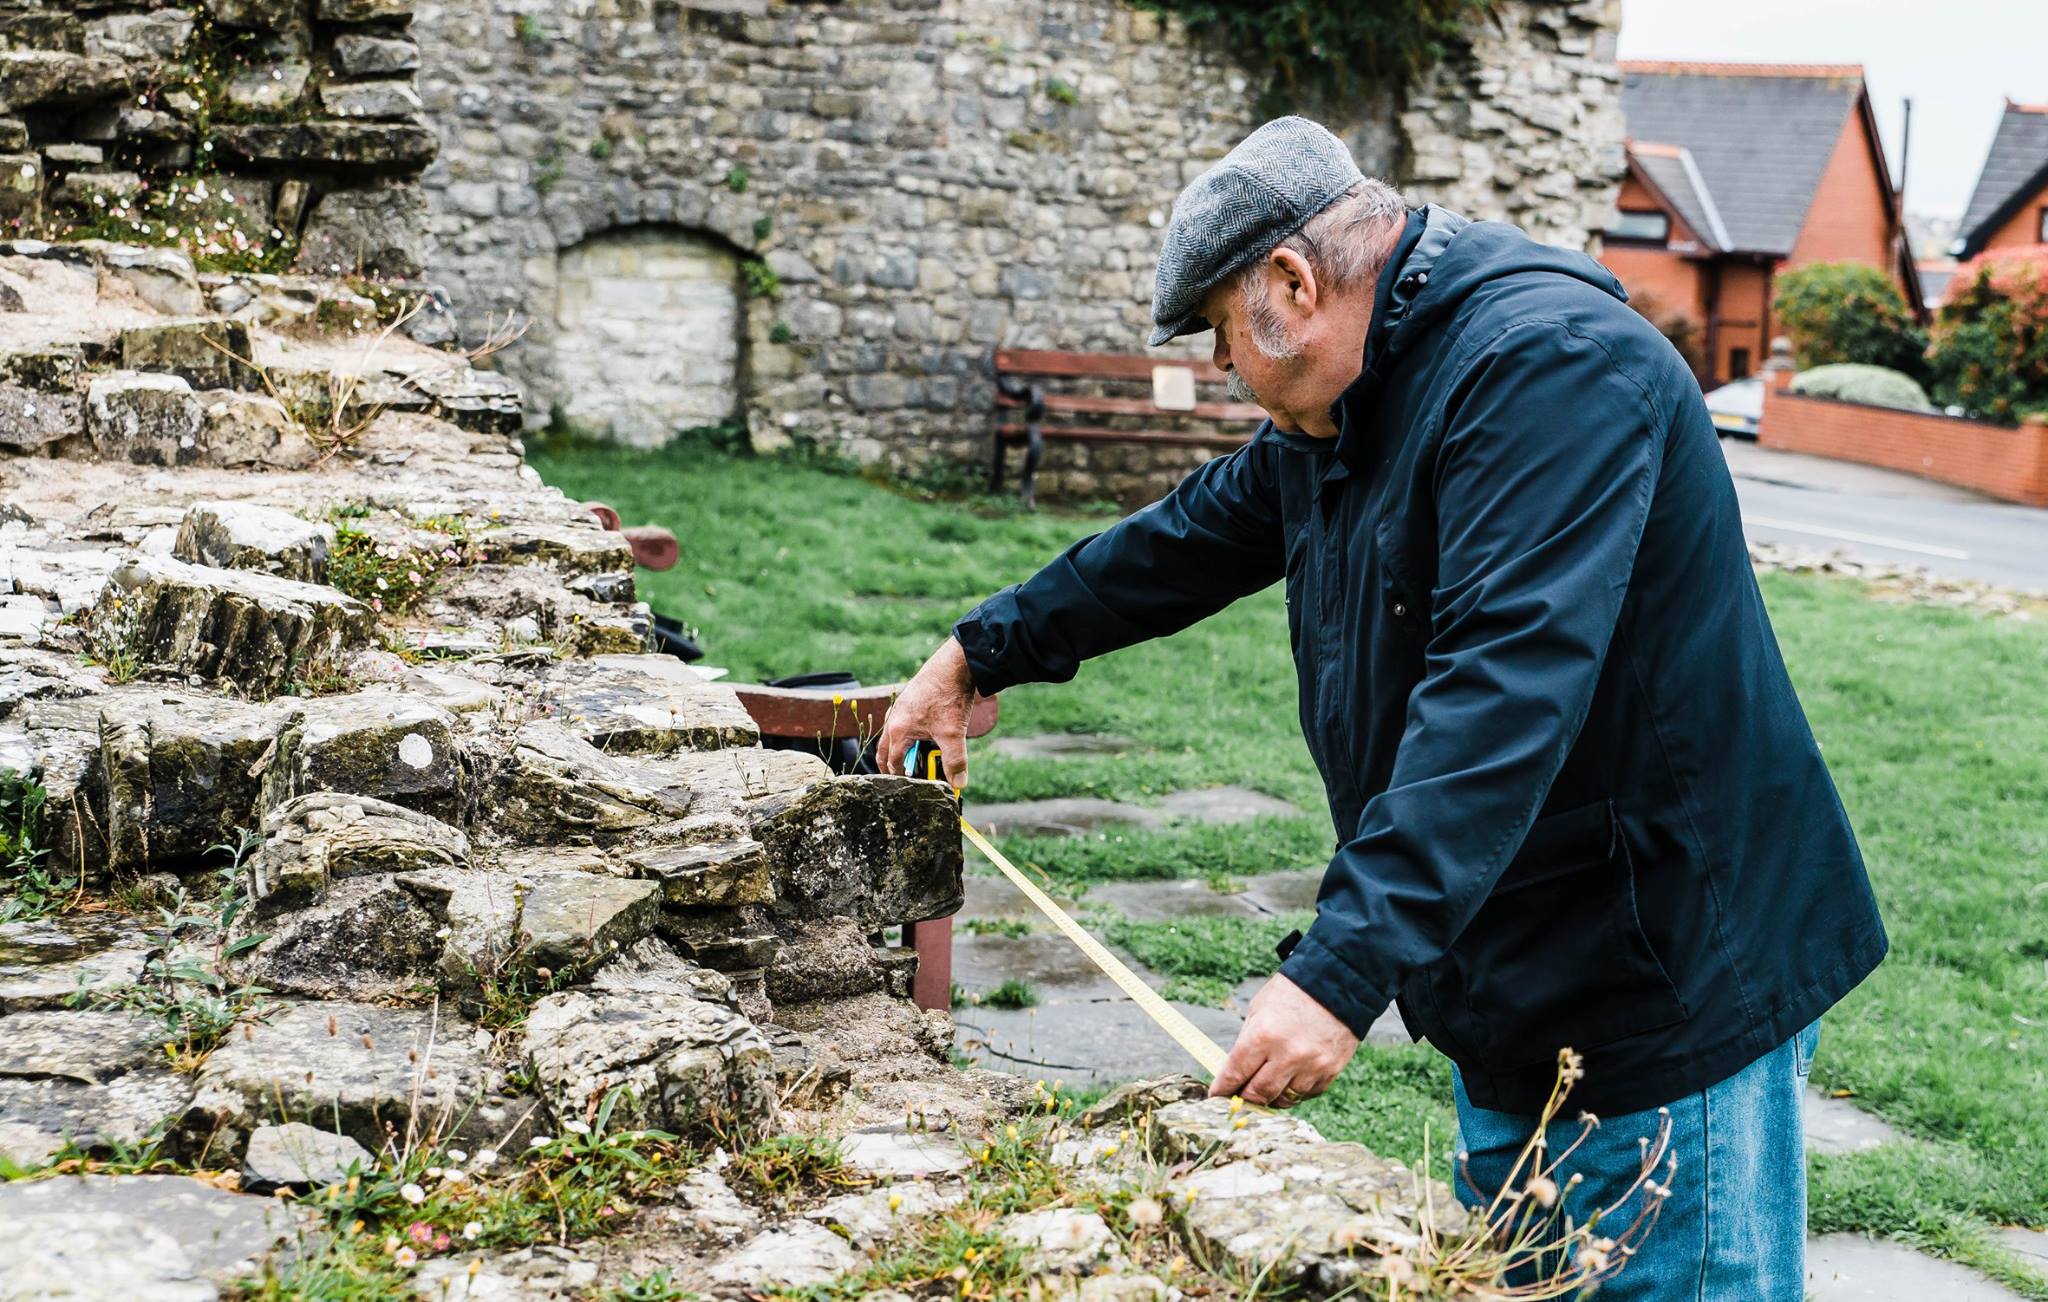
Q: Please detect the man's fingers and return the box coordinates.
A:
[1240,1059,1296,1108]
[938,729,969,791]
[876,723,906,778]
[1209,1039,1262,1099]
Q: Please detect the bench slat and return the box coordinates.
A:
[998,391,1265,422]
[997,422,1253,450]
[995,348,1227,384]
[731,684,1001,742]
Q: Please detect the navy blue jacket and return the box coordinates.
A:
[955,208,1887,1114]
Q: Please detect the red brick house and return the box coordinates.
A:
[1600,62,1922,386]
[1956,100,2048,259]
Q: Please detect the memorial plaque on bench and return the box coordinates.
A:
[1151,365,1197,412]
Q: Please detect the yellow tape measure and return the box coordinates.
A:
[907,741,1229,1079]
[957,818,1229,1080]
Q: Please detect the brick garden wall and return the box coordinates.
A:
[1760,385,2048,507]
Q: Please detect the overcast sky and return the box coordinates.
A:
[1617,0,2048,220]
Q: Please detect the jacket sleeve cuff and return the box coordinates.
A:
[1278,927,1391,1041]
[951,596,1020,698]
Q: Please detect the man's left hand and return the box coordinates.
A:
[1210,973,1360,1106]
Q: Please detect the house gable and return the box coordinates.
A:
[1959,103,2048,258]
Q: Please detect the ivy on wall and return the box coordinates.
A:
[1133,0,1493,105]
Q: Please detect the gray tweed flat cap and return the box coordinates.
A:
[1148,116,1365,346]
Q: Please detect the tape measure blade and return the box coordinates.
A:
[959,817,1229,1080]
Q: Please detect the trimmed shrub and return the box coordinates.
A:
[1789,364,1934,412]
[1927,246,2048,424]
[1771,261,1927,378]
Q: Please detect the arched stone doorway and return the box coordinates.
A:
[552,227,742,447]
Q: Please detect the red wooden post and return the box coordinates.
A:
[910,917,953,1012]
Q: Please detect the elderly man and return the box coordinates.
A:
[879,117,1885,1297]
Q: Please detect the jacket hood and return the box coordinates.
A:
[1312,207,1630,471]
[1378,207,1630,359]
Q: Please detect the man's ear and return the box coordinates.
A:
[1270,246,1320,317]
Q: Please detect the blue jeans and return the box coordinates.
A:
[1453,1022,1819,1300]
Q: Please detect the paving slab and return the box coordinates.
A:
[1804,1087,1907,1155]
[1998,1226,2048,1265]
[963,786,1300,839]
[1077,877,1266,923]
[952,924,1410,1087]
[1806,1233,2027,1300]
[984,733,1133,760]
[962,796,1160,838]
[1156,786,1298,823]
[1237,867,1323,914]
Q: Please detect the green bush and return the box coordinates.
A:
[1135,0,1489,104]
[1771,261,1927,378]
[1926,246,2048,424]
[1789,364,1934,412]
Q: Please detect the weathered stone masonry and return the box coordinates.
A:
[1,0,440,296]
[413,0,1625,498]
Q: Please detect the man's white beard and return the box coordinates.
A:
[1225,368,1262,407]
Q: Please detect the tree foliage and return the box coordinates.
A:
[1927,246,2048,424]
[1135,0,1493,104]
[1770,261,1927,379]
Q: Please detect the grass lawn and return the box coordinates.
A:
[532,439,2048,1291]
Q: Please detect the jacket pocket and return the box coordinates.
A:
[1447,800,1688,1063]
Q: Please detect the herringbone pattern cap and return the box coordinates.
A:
[1148,116,1365,346]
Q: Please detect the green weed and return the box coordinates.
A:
[78,830,273,1071]
[979,979,1038,1010]
[741,258,780,300]
[0,769,74,923]
[960,917,1030,939]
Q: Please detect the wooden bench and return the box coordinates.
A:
[991,348,1264,504]
[728,681,1002,1013]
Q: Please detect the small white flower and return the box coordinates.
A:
[528,1135,551,1149]
[463,1221,482,1241]
[447,1149,467,1163]
[394,1246,418,1267]
[436,926,452,938]
[399,1182,426,1204]
[472,1149,497,1168]
[563,1119,591,1135]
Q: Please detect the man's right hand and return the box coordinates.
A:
[878,636,981,788]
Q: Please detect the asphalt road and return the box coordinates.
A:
[1721,440,2048,593]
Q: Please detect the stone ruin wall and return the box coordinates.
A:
[411,0,1625,502]
[1,0,443,306]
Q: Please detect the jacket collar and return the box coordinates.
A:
[1320,205,1471,484]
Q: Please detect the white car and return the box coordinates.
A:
[1703,376,1762,440]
